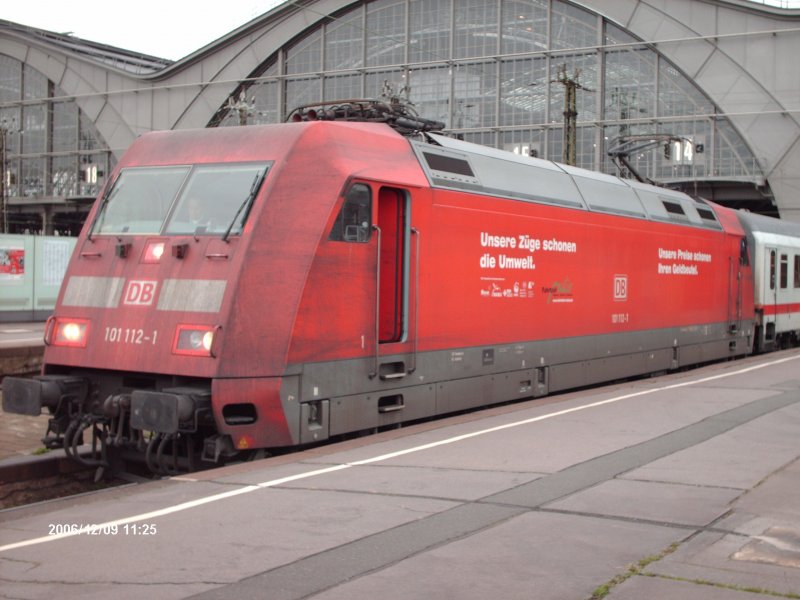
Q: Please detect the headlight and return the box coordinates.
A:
[173,324,218,357]
[50,318,90,348]
[142,240,166,263]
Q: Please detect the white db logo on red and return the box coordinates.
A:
[613,275,628,301]
[124,280,158,306]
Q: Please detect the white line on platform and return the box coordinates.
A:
[2,352,799,553]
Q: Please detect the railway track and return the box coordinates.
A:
[1,363,138,510]
[1,453,106,509]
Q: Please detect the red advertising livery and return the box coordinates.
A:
[3,106,792,474]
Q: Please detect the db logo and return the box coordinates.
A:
[614,275,628,301]
[124,280,158,306]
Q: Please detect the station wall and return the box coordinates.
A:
[0,235,76,322]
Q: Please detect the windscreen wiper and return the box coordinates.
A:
[221,170,265,243]
[87,179,121,241]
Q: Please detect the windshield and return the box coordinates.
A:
[90,163,269,237]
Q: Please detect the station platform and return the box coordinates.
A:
[1,349,799,599]
[0,322,46,459]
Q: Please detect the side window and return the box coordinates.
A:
[795,255,800,289]
[781,253,788,289]
[770,250,776,290]
[329,183,372,242]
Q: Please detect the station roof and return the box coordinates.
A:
[0,19,172,75]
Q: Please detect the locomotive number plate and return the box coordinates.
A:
[104,326,159,345]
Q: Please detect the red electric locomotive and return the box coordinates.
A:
[2,102,758,473]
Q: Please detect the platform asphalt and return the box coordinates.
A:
[1,349,799,599]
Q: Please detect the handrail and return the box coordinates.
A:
[409,227,420,374]
[369,224,382,379]
[43,315,56,346]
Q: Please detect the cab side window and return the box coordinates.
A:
[329,183,372,242]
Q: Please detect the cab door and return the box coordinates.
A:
[377,187,409,344]
[371,186,416,380]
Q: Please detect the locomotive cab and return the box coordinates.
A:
[2,156,271,473]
